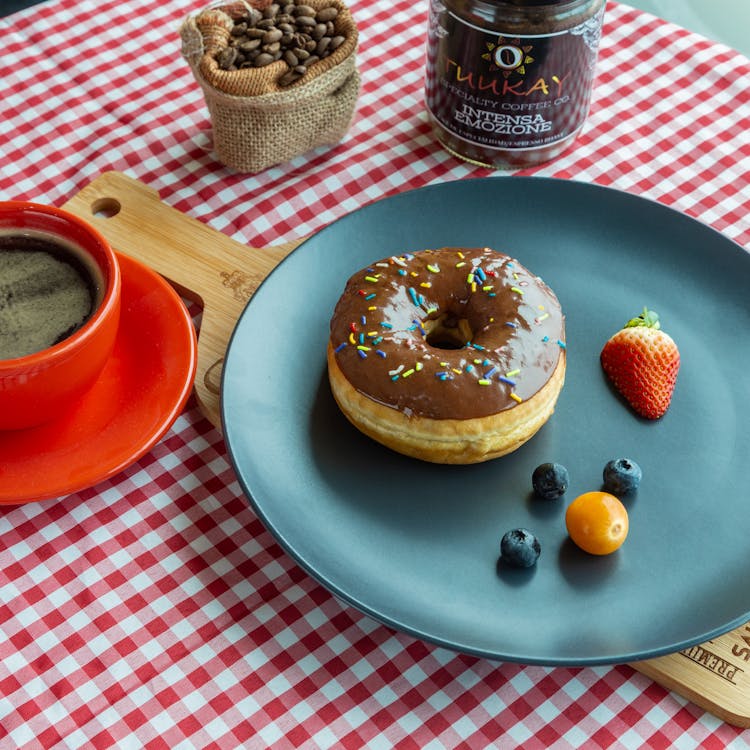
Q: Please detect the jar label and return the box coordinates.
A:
[425,1,604,152]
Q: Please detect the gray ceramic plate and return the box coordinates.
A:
[222,177,750,666]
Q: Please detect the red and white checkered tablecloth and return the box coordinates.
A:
[1,0,750,747]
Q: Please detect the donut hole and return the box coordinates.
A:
[424,312,473,350]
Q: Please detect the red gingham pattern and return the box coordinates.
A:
[1,0,750,747]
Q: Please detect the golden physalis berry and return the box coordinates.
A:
[565,491,629,555]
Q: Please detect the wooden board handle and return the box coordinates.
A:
[63,171,301,430]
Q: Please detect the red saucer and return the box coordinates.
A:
[0,253,198,504]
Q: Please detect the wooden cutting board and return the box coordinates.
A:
[62,171,750,728]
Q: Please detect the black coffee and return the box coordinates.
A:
[0,232,102,359]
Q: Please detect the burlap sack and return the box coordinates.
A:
[180,0,360,172]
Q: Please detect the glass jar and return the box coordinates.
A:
[424,0,606,168]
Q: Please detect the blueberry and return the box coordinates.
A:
[500,528,541,568]
[531,462,569,500]
[603,458,642,495]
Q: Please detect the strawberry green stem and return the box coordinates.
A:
[624,307,660,330]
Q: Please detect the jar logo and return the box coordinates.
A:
[483,38,534,79]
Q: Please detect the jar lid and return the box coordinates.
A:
[502,0,586,6]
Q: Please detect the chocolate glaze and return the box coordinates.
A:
[329,247,565,420]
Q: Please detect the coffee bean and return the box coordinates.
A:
[316,7,339,23]
[254,52,276,67]
[239,39,261,52]
[279,70,302,86]
[311,23,327,40]
[217,46,238,69]
[302,54,320,67]
[293,46,310,60]
[263,4,280,18]
[295,16,317,28]
[294,5,316,17]
[329,35,345,50]
[263,28,283,43]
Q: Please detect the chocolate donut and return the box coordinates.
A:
[327,247,566,463]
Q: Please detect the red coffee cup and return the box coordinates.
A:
[0,202,121,430]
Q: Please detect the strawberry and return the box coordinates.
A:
[600,308,680,419]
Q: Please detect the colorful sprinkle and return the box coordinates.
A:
[402,368,415,378]
[334,342,347,353]
[376,349,387,358]
[511,286,524,295]
[510,392,523,403]
[365,275,379,283]
[506,369,521,377]
[484,366,498,378]
[478,379,491,386]
[365,293,376,301]
[380,322,393,329]
[427,264,440,273]
[358,349,367,359]
[535,312,550,323]
[498,376,516,386]
[558,340,567,349]
[408,287,420,306]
